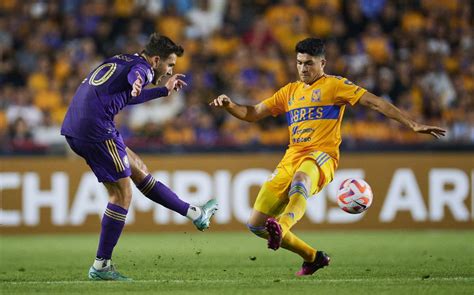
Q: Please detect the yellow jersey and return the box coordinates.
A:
[262,74,366,165]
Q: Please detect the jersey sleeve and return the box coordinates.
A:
[334,77,367,106]
[127,63,153,86]
[262,83,291,116]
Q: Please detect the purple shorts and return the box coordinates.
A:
[65,135,131,182]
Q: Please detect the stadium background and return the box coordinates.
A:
[1,0,473,154]
[1,0,472,231]
[0,1,473,294]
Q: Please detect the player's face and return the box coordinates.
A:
[151,53,178,84]
[296,53,326,85]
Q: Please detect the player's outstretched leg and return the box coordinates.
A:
[135,173,218,230]
[295,250,330,276]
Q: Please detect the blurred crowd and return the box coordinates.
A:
[0,0,473,154]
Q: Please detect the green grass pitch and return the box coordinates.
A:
[1,231,473,294]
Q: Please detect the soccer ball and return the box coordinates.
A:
[336,178,373,214]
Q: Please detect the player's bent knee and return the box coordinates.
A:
[130,160,150,184]
[132,157,148,174]
[110,195,132,209]
[246,223,268,238]
[293,171,310,184]
[136,155,148,171]
[105,179,133,209]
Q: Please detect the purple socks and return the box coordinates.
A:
[96,203,128,259]
[136,174,190,216]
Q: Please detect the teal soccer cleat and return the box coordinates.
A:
[88,265,132,281]
[193,199,218,231]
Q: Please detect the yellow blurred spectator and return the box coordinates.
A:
[278,12,310,54]
[0,0,16,10]
[208,29,240,57]
[421,0,459,12]
[162,119,196,146]
[305,0,340,11]
[114,0,135,17]
[310,15,332,38]
[409,83,425,115]
[260,126,288,145]
[0,110,7,131]
[257,47,288,86]
[221,118,260,145]
[156,15,186,43]
[28,72,49,92]
[352,120,392,142]
[462,66,474,91]
[33,80,62,114]
[362,23,391,64]
[54,52,72,86]
[401,11,425,34]
[264,0,309,51]
[410,42,429,72]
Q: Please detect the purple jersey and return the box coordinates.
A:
[61,54,162,142]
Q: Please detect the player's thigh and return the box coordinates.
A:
[126,147,149,183]
[301,151,335,195]
[253,166,291,218]
[294,159,319,194]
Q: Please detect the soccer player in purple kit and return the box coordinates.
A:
[61,33,218,281]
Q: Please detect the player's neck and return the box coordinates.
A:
[140,53,152,65]
[304,73,325,87]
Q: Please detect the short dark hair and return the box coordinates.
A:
[143,33,184,58]
[295,38,325,57]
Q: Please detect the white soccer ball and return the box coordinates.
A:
[336,178,373,214]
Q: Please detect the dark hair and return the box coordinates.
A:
[295,38,325,57]
[143,33,184,58]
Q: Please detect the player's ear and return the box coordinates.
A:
[320,58,326,68]
[152,56,161,66]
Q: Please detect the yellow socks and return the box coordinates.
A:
[279,182,308,237]
[281,231,316,262]
[277,183,316,262]
[277,159,322,262]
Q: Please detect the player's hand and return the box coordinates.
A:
[131,71,143,97]
[165,74,187,93]
[209,95,232,108]
[412,123,447,139]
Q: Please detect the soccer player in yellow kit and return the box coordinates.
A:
[210,38,446,276]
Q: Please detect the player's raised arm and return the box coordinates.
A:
[359,91,447,138]
[209,94,272,122]
[127,73,187,105]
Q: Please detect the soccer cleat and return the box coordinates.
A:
[265,218,283,250]
[88,265,132,281]
[296,250,331,276]
[193,199,218,231]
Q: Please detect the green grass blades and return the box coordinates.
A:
[1,231,473,294]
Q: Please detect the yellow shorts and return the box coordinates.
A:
[253,150,335,217]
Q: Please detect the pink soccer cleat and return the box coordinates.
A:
[265,218,283,250]
[296,251,331,276]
